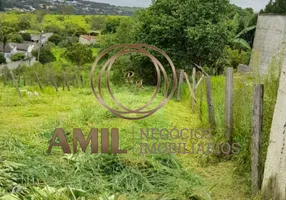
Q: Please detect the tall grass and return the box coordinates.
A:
[0,84,205,199]
[199,54,283,194]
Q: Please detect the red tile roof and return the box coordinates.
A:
[80,35,96,41]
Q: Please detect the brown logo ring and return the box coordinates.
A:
[90,44,177,120]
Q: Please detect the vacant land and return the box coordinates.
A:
[0,84,251,199]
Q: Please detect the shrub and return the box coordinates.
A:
[48,34,63,45]
[20,33,31,41]
[9,34,24,43]
[0,53,6,64]
[32,45,56,64]
[58,36,78,48]
[44,24,63,35]
[10,53,26,61]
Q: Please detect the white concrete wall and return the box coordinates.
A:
[262,50,286,199]
[79,37,96,45]
[249,15,286,76]
[0,57,36,70]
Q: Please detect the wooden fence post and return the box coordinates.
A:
[177,69,184,101]
[65,73,70,91]
[34,72,43,91]
[199,82,203,121]
[10,71,21,98]
[225,67,234,144]
[192,68,197,112]
[206,76,215,127]
[3,66,8,86]
[184,72,197,105]
[252,84,264,195]
[51,74,58,92]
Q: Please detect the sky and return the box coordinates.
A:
[91,0,270,12]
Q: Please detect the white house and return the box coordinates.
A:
[31,33,53,45]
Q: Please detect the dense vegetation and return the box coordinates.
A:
[262,0,286,14]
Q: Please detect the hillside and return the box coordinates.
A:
[0,0,140,16]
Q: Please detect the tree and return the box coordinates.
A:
[9,33,24,43]
[0,53,5,64]
[0,26,14,56]
[133,0,232,78]
[263,0,286,14]
[64,43,93,68]
[20,33,31,41]
[102,17,121,34]
[48,34,63,45]
[90,16,106,31]
[64,43,93,85]
[32,45,56,64]
[18,15,31,30]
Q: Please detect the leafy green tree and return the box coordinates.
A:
[48,34,63,45]
[90,16,106,31]
[9,33,24,43]
[133,0,232,77]
[102,17,121,34]
[0,53,6,64]
[263,0,286,14]
[20,33,31,41]
[18,15,31,30]
[64,23,87,37]
[32,45,56,64]
[44,24,62,35]
[0,26,14,55]
[64,43,93,68]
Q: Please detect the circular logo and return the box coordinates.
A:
[90,44,177,120]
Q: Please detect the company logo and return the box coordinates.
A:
[90,44,177,120]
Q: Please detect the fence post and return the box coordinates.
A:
[34,72,43,91]
[3,66,8,86]
[177,69,184,101]
[192,68,196,112]
[10,71,21,98]
[252,84,264,195]
[51,74,58,92]
[199,81,203,121]
[206,76,215,127]
[225,67,233,144]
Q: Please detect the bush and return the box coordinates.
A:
[32,45,56,64]
[0,53,6,64]
[20,33,31,41]
[58,36,78,48]
[9,34,24,43]
[10,53,26,61]
[216,46,251,73]
[63,23,87,37]
[48,34,63,45]
[44,24,63,35]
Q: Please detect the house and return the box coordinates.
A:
[0,44,16,59]
[10,42,39,57]
[79,35,96,45]
[31,33,53,45]
[0,42,37,62]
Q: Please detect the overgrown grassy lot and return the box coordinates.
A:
[0,81,254,199]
